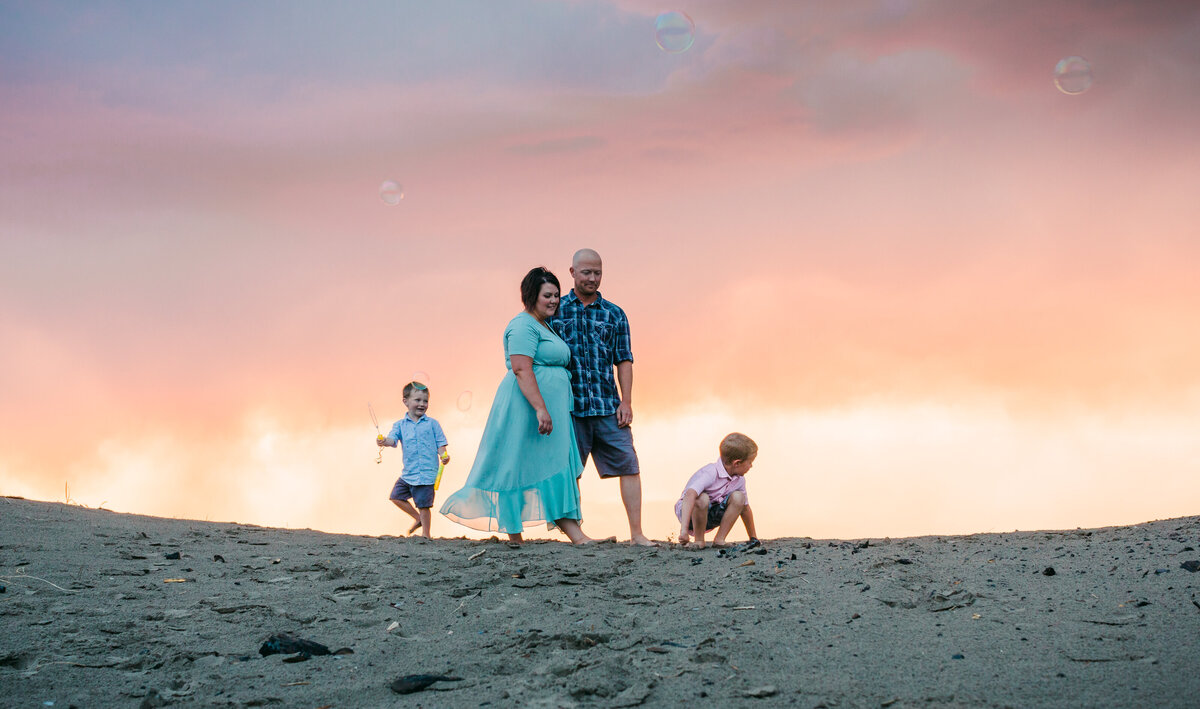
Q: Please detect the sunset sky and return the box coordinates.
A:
[3,1,1199,541]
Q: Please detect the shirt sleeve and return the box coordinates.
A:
[612,307,633,364]
[683,465,717,496]
[385,420,402,447]
[431,419,448,449]
[505,315,539,359]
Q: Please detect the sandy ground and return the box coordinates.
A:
[2,497,1200,708]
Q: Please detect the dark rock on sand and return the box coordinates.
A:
[389,674,463,694]
[258,633,331,657]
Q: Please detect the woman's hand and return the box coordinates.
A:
[536,407,553,435]
[511,354,553,435]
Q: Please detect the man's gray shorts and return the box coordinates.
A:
[572,414,640,478]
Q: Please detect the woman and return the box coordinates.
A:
[440,267,593,544]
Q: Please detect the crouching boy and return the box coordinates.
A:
[675,432,758,549]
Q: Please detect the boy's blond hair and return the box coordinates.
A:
[719,432,758,465]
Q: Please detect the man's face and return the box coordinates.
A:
[571,255,602,298]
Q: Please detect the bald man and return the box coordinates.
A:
[550,249,655,546]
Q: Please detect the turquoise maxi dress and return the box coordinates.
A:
[440,312,584,534]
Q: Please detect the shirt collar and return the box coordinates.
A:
[715,458,731,479]
[404,414,427,424]
[566,289,604,308]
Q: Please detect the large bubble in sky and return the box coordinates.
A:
[655,11,695,54]
[380,180,404,205]
[1054,56,1093,95]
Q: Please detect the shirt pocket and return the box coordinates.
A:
[590,322,613,345]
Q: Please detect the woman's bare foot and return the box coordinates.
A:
[506,533,524,545]
[629,533,659,547]
[555,519,594,545]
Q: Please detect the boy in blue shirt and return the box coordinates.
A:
[376,382,449,538]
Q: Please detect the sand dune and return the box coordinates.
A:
[2,496,1199,707]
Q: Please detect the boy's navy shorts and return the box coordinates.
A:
[390,478,435,509]
[572,414,640,478]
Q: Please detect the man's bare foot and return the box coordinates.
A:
[629,533,658,547]
[407,520,422,535]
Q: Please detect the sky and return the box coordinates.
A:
[3,0,1199,541]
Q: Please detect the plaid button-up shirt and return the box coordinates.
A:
[550,290,634,417]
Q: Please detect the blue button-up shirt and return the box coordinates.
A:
[550,290,634,417]
[384,415,448,485]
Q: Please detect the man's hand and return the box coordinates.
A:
[616,400,633,428]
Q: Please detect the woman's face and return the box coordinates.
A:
[533,282,560,319]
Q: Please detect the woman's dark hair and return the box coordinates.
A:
[520,266,561,311]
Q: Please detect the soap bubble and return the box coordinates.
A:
[456,391,473,412]
[1053,56,1093,95]
[655,11,695,54]
[380,180,405,205]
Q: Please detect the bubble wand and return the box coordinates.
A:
[369,402,384,464]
